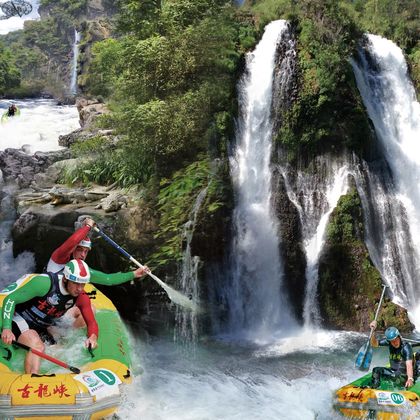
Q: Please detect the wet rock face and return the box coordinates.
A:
[271,167,306,322]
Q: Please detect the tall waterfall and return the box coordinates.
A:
[352,34,420,327]
[225,20,295,341]
[281,157,350,326]
[70,29,81,96]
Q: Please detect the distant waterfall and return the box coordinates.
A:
[225,20,296,341]
[175,187,208,345]
[70,29,81,96]
[352,35,420,326]
[281,157,350,326]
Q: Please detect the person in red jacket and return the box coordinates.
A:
[46,217,95,273]
[46,216,147,281]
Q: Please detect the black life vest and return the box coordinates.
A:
[15,272,76,328]
[388,341,413,374]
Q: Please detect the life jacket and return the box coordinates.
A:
[388,340,413,374]
[15,272,76,328]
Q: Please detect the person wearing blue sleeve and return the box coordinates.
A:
[369,321,414,389]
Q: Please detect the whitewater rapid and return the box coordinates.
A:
[0,99,79,153]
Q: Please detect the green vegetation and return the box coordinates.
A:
[0,0,89,97]
[149,159,210,269]
[78,0,255,187]
[0,41,20,95]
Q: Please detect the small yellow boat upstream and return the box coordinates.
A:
[334,372,420,419]
[0,283,132,419]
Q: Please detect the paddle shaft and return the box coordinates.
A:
[93,227,201,311]
[355,284,388,370]
[368,285,388,340]
[12,340,80,374]
[94,227,165,286]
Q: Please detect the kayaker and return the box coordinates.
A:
[7,104,17,117]
[369,321,414,389]
[46,216,148,282]
[0,259,149,374]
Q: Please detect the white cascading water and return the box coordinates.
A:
[0,99,79,152]
[0,0,40,35]
[174,187,208,345]
[70,29,81,96]
[281,157,350,326]
[226,20,295,341]
[351,34,420,327]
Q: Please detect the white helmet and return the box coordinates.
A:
[78,237,92,249]
[63,259,90,284]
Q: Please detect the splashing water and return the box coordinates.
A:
[0,99,79,153]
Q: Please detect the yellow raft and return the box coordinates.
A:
[334,372,420,419]
[0,283,132,419]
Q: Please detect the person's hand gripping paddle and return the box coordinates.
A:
[354,284,387,371]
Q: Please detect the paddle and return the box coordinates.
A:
[93,227,201,312]
[401,338,420,347]
[12,340,81,374]
[355,284,387,371]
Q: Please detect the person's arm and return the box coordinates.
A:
[76,293,98,348]
[90,266,148,286]
[404,344,414,388]
[49,224,92,265]
[369,320,379,347]
[1,275,51,344]
[406,360,414,387]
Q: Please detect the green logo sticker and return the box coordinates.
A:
[1,283,17,293]
[390,393,405,405]
[94,369,116,385]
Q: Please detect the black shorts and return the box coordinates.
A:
[12,314,56,345]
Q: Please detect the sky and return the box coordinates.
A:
[0,0,39,35]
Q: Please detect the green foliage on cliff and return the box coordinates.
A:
[0,41,20,95]
[40,0,88,28]
[268,0,369,155]
[149,159,210,269]
[81,0,255,186]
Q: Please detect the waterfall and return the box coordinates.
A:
[175,187,208,345]
[281,156,350,326]
[352,34,420,326]
[70,29,81,96]
[225,20,296,341]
